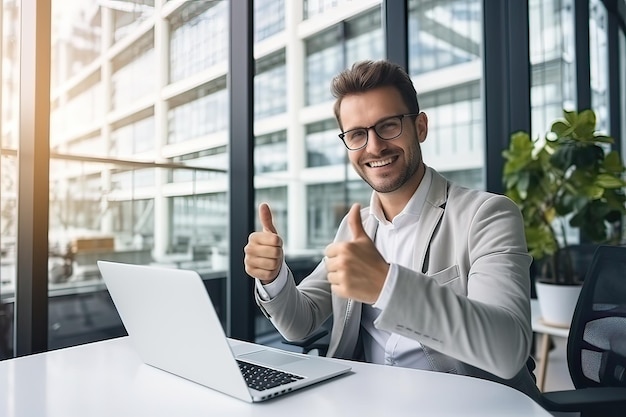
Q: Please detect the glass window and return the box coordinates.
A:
[111,32,156,111]
[529,0,577,137]
[305,8,383,106]
[419,83,484,189]
[345,9,384,65]
[168,1,228,83]
[529,0,582,246]
[51,73,103,138]
[408,0,482,76]
[307,181,370,248]
[170,148,228,183]
[408,0,484,189]
[170,193,227,268]
[111,0,155,43]
[589,0,609,135]
[39,0,233,353]
[255,0,285,43]
[255,50,287,119]
[51,10,101,83]
[305,28,343,106]
[167,77,228,144]
[306,119,345,167]
[255,131,288,174]
[304,0,359,20]
[109,198,154,249]
[1,0,20,359]
[111,116,156,156]
[62,133,106,158]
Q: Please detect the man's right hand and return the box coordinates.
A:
[244,203,284,283]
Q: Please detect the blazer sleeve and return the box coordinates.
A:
[255,259,334,341]
[373,194,533,379]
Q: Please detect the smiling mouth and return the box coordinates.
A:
[367,157,395,168]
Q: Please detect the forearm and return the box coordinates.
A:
[375,255,532,379]
[255,262,333,341]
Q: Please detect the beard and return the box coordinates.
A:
[355,163,418,193]
[352,145,423,194]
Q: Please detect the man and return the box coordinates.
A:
[244,59,540,400]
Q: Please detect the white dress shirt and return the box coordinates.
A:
[257,169,433,370]
[361,168,432,368]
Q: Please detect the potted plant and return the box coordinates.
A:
[502,109,626,326]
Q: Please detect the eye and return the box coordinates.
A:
[378,119,400,133]
[347,129,367,141]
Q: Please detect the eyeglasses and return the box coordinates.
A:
[338,113,418,151]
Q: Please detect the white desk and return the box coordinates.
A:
[531,299,570,391]
[0,337,551,417]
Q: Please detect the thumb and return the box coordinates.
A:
[259,203,278,234]
[348,203,367,240]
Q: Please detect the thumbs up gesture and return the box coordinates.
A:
[324,203,389,304]
[244,203,284,283]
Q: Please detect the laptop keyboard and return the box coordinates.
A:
[237,360,304,391]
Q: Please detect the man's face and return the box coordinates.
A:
[339,86,428,195]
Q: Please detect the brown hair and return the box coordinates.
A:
[331,60,420,129]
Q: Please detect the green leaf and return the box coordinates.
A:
[580,185,604,199]
[551,121,572,137]
[595,174,626,189]
[592,135,614,144]
[577,109,596,127]
[573,110,597,139]
[603,151,625,173]
[550,145,574,170]
[572,144,603,168]
[563,110,578,126]
[516,172,530,199]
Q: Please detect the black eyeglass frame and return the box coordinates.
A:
[338,113,419,151]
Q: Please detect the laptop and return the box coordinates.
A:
[97,260,351,402]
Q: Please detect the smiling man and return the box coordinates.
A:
[244,59,541,401]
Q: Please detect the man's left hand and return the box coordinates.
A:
[324,203,389,304]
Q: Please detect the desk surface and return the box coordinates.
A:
[0,337,551,417]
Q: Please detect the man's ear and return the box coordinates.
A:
[415,112,428,143]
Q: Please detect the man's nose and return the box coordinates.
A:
[365,129,388,152]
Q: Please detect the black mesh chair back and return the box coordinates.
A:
[567,245,626,389]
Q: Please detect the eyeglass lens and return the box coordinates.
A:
[343,116,403,149]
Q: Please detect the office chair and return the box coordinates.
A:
[282,326,330,356]
[540,245,626,417]
[277,256,332,356]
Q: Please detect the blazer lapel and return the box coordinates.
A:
[328,209,377,358]
[413,168,448,274]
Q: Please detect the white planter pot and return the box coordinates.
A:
[535,281,583,328]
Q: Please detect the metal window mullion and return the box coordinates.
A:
[482,0,530,194]
[383,0,408,70]
[607,5,623,154]
[15,0,51,356]
[228,0,255,341]
[575,0,592,112]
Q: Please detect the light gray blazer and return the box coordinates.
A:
[256,167,541,401]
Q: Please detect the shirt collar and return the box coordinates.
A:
[369,166,433,226]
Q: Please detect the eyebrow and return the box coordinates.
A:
[343,112,409,132]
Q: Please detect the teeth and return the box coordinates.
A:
[369,158,393,168]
